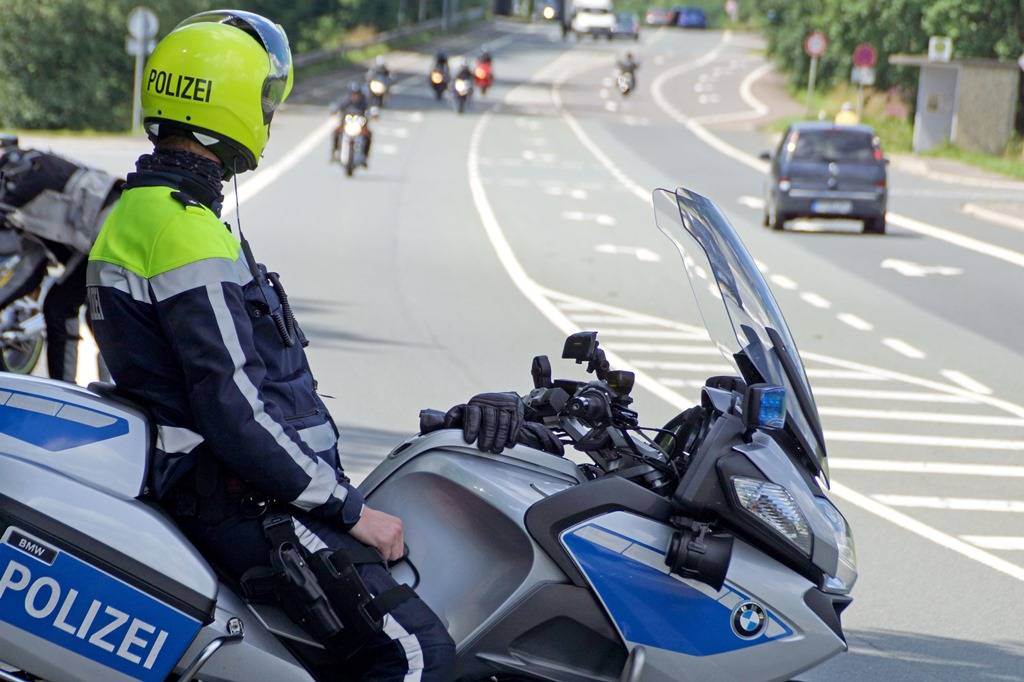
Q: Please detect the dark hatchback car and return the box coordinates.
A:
[761,123,888,233]
[674,7,708,28]
[645,7,676,25]
[612,12,640,39]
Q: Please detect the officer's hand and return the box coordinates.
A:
[350,506,404,562]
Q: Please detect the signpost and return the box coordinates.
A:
[851,42,877,118]
[804,31,827,117]
[126,6,158,132]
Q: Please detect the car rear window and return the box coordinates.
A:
[787,129,878,162]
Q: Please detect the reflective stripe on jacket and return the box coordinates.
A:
[87,185,363,528]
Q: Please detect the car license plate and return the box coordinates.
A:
[811,200,853,214]
[0,526,202,682]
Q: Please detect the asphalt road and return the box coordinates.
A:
[31,20,1024,680]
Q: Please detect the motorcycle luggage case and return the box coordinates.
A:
[0,376,215,681]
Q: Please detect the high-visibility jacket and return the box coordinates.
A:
[87,182,364,528]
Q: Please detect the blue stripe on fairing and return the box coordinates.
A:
[563,523,792,656]
[0,390,129,451]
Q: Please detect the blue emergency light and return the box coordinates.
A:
[743,384,787,430]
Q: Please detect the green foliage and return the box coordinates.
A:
[0,0,484,131]
[751,0,1024,92]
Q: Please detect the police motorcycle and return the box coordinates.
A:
[451,69,474,114]
[0,187,855,682]
[0,223,54,374]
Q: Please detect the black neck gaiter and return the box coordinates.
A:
[127,149,225,216]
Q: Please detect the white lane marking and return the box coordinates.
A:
[826,431,1024,450]
[600,88,610,99]
[570,188,588,199]
[754,258,769,273]
[694,82,713,93]
[598,329,707,340]
[654,55,666,66]
[75,324,101,387]
[818,406,1024,426]
[837,313,874,331]
[623,115,652,127]
[376,125,409,139]
[881,258,963,278]
[390,111,425,123]
[962,203,1024,232]
[650,38,1024,273]
[830,458,1024,478]
[800,292,831,309]
[873,496,1024,513]
[960,536,1024,551]
[738,195,765,209]
[602,77,613,87]
[813,387,976,403]
[497,41,1024,581]
[829,482,1024,582]
[563,210,615,226]
[804,369,884,381]
[883,337,926,359]
[527,136,549,147]
[377,143,399,155]
[697,94,720,105]
[224,116,336,217]
[604,101,618,112]
[567,314,668,326]
[768,274,797,290]
[616,345,723,356]
[941,370,993,396]
[593,244,660,261]
[892,157,1024,190]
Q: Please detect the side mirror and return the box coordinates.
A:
[562,331,599,363]
[758,151,772,161]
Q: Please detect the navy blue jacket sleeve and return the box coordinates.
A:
[151,256,364,529]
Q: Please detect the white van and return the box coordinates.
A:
[571,0,615,39]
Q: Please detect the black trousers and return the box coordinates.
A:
[43,257,88,382]
[184,510,456,681]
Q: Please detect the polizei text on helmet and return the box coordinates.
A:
[146,71,213,103]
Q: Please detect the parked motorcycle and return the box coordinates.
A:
[0,188,855,681]
[617,69,636,96]
[0,225,51,374]
[429,67,448,100]
[452,73,473,114]
[336,111,369,177]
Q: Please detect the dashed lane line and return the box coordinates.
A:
[940,370,993,396]
[469,44,1024,582]
[836,313,873,331]
[830,458,1024,478]
[959,536,1024,551]
[882,337,926,359]
[818,406,1024,427]
[873,496,1024,513]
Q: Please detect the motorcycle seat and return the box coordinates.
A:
[87,381,150,415]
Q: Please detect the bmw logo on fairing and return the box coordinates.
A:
[731,601,767,638]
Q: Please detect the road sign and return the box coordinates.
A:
[853,43,877,68]
[127,6,158,40]
[928,36,953,62]
[126,6,159,132]
[804,31,827,58]
[851,66,876,86]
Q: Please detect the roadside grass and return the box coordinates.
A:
[0,127,137,139]
[765,81,1024,180]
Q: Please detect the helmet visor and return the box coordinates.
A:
[176,10,293,124]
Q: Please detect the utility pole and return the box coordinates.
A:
[418,0,426,23]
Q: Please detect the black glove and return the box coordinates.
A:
[518,421,564,456]
[460,392,524,454]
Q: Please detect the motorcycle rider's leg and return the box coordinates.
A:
[42,258,87,382]
[363,129,373,167]
[187,511,455,681]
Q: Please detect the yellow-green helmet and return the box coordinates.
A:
[142,10,293,177]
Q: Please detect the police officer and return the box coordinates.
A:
[86,11,463,679]
[0,134,120,380]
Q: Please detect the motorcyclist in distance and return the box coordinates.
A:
[433,50,450,80]
[618,51,639,75]
[331,81,373,164]
[366,54,391,83]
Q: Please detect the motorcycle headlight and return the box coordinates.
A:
[431,71,444,84]
[370,80,386,95]
[815,497,858,594]
[543,5,556,19]
[343,116,365,136]
[732,477,812,556]
[455,79,470,95]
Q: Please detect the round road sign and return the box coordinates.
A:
[127,6,159,40]
[853,43,877,68]
[804,31,827,58]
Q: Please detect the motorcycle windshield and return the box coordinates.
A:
[652,188,828,479]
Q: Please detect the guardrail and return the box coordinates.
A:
[294,7,487,69]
